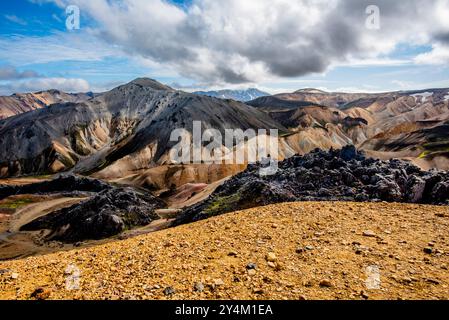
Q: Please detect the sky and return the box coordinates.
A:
[1,0,449,95]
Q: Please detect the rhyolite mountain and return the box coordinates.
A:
[0,90,93,120]
[1,78,449,187]
[194,88,269,102]
[248,88,449,170]
[0,78,285,179]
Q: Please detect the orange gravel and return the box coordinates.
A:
[1,202,448,300]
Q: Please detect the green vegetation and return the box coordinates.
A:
[202,193,242,217]
[0,197,35,210]
[30,174,53,180]
[419,140,449,159]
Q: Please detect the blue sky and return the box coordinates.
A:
[1,0,449,95]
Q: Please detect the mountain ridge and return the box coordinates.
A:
[194,88,269,102]
[0,90,93,120]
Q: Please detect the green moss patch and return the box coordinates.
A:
[0,197,35,210]
[202,193,242,217]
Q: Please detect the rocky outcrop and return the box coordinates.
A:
[176,146,449,225]
[21,187,165,242]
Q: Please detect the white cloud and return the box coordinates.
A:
[0,77,90,95]
[414,45,449,65]
[0,33,118,66]
[0,66,40,80]
[391,78,449,91]
[38,0,449,85]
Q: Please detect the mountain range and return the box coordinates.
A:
[1,79,449,190]
[0,79,282,192]
[193,88,269,102]
[248,87,449,170]
[0,90,93,120]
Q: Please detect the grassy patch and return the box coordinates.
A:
[0,197,35,210]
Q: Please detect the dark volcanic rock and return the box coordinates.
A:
[0,174,112,201]
[21,187,165,242]
[175,146,449,225]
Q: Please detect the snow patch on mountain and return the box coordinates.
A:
[194,88,269,102]
[411,92,433,103]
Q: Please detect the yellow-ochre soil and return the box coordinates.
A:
[1,202,448,300]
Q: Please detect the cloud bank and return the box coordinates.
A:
[0,66,40,80]
[42,0,449,85]
[0,77,90,95]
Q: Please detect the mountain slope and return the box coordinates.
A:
[194,88,269,102]
[0,90,92,120]
[0,78,285,179]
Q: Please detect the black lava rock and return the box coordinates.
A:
[21,187,165,242]
[175,146,449,225]
[0,174,112,201]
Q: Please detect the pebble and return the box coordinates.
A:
[423,247,433,254]
[214,279,225,286]
[267,262,276,268]
[361,290,369,299]
[253,288,264,294]
[319,279,333,288]
[363,230,377,238]
[10,273,19,279]
[305,246,315,251]
[266,252,277,262]
[247,269,257,276]
[228,251,238,257]
[163,287,175,296]
[246,263,257,270]
[31,287,52,300]
[426,278,440,285]
[303,280,313,287]
[194,282,205,292]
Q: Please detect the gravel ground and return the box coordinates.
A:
[1,202,448,300]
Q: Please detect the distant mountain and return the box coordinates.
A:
[0,90,93,120]
[248,87,449,170]
[194,88,269,102]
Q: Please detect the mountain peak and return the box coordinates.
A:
[128,78,174,91]
[294,88,328,94]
